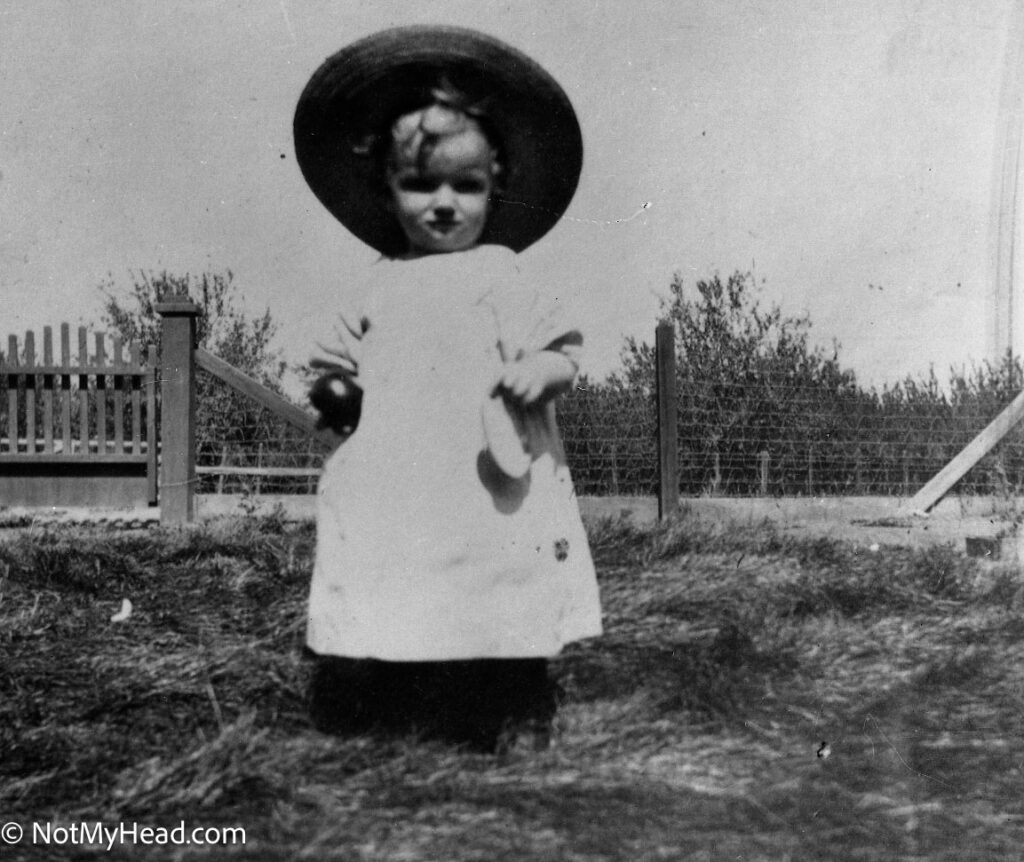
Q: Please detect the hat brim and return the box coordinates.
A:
[294,26,583,256]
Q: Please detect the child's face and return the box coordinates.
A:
[387,124,495,255]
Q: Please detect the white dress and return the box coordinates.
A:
[307,245,603,660]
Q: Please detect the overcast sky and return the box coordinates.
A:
[1,0,1016,390]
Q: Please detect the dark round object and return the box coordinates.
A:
[293,25,584,256]
[310,372,363,435]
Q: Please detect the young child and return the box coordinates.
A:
[294,25,603,752]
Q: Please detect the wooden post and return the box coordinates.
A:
[42,326,54,453]
[905,387,1024,512]
[78,327,89,455]
[217,445,229,494]
[758,450,770,496]
[112,335,125,456]
[130,343,142,455]
[60,324,72,454]
[94,332,107,456]
[24,331,36,454]
[6,335,18,452]
[146,344,158,506]
[155,296,201,524]
[656,322,679,520]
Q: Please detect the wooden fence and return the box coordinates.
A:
[0,324,157,507]
[155,295,339,523]
[0,297,335,523]
[17,304,997,523]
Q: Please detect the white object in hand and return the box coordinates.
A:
[481,393,531,478]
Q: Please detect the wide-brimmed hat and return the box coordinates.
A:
[294,25,583,256]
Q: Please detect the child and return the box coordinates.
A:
[294,25,603,752]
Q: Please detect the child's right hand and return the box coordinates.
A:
[309,312,368,435]
[495,350,577,407]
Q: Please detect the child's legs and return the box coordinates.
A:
[423,658,558,749]
[308,655,558,748]
[307,655,382,734]
[307,656,444,734]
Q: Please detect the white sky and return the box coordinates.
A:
[0,0,1015,392]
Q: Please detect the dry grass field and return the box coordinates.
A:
[3,508,1024,860]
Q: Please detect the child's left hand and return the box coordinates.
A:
[495,350,577,406]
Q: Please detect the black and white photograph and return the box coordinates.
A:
[3,2,1024,859]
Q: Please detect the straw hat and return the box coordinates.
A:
[294,25,583,256]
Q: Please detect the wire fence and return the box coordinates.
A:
[558,386,656,496]
[556,377,1024,499]
[190,353,1024,501]
[194,369,329,495]
[10,359,1019,501]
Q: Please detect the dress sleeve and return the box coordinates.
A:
[526,303,583,371]
[308,270,380,377]
[487,253,583,372]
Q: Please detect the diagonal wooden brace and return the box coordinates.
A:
[905,388,1024,514]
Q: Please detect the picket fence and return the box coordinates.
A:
[0,294,335,522]
[0,324,157,507]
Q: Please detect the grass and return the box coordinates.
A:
[2,510,1024,859]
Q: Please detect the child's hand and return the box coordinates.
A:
[495,350,577,406]
[311,312,368,377]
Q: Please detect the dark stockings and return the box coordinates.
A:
[308,656,558,752]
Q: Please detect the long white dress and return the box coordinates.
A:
[307,244,603,661]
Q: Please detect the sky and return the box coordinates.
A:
[1,0,1018,393]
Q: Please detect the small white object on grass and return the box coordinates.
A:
[869,543,880,553]
[110,598,133,623]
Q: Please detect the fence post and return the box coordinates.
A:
[758,450,770,496]
[656,322,679,520]
[609,441,620,496]
[155,295,201,525]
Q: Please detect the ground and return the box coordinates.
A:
[2,503,1024,860]
[4,491,1015,551]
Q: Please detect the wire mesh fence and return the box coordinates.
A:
[189,374,1024,501]
[194,369,330,494]
[558,385,657,496]
[188,346,1024,502]
[555,370,1024,498]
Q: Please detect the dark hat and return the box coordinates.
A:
[293,25,583,256]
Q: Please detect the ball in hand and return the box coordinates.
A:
[310,372,363,434]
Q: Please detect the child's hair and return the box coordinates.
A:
[365,78,506,194]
